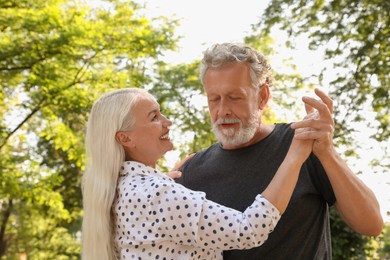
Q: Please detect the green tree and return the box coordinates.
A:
[378,223,390,259]
[363,224,388,260]
[250,0,389,258]
[0,0,178,258]
[254,0,389,143]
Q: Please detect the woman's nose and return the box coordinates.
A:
[163,116,172,127]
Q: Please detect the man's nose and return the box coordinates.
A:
[217,99,231,117]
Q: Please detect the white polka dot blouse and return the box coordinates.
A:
[112,161,280,260]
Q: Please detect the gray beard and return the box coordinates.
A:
[212,112,260,147]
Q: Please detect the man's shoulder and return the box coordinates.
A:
[192,142,220,157]
[273,122,293,133]
[178,143,219,171]
[256,123,293,146]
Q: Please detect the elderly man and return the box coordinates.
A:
[177,43,383,259]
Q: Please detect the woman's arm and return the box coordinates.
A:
[261,135,312,214]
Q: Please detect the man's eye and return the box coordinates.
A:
[152,115,158,121]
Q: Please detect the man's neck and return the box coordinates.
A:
[222,124,275,150]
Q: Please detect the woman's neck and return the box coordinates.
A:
[125,155,156,168]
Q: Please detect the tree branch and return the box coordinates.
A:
[0,99,45,150]
[0,57,47,72]
[0,66,34,71]
[0,52,97,150]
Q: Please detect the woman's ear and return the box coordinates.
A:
[258,84,270,110]
[115,131,134,148]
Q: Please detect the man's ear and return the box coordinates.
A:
[258,84,270,110]
[115,131,134,148]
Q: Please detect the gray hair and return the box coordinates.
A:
[199,43,273,91]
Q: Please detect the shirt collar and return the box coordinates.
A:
[120,161,169,179]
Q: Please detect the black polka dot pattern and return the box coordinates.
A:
[112,161,280,259]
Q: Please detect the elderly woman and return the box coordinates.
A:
[82,88,312,260]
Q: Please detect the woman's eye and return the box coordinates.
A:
[152,115,158,121]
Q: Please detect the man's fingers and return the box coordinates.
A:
[315,88,334,114]
[291,118,314,129]
[301,89,333,117]
[294,129,329,140]
[291,119,331,132]
[305,103,315,115]
[166,170,182,179]
[173,153,196,170]
[302,96,329,114]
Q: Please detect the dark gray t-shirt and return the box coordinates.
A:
[177,123,336,260]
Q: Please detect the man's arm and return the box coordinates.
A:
[292,88,383,236]
[316,146,383,236]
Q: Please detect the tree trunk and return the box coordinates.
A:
[0,199,13,257]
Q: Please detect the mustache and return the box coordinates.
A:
[214,118,241,125]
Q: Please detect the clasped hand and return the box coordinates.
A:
[291,88,335,159]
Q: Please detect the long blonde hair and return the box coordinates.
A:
[82,88,149,260]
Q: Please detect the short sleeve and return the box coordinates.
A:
[307,153,336,206]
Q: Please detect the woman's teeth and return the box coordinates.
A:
[160,133,170,140]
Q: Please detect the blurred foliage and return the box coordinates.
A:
[254,0,389,144]
[245,33,316,123]
[329,207,373,259]
[0,0,177,258]
[378,223,390,259]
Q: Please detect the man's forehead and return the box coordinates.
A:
[207,61,250,72]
